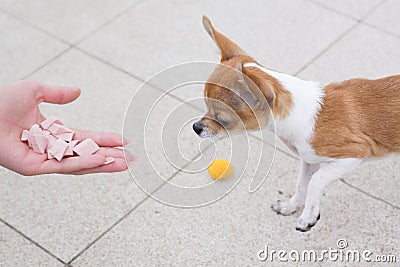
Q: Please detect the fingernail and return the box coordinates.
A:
[124,152,135,162]
[123,138,133,145]
[104,157,115,165]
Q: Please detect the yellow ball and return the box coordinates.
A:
[208,159,233,180]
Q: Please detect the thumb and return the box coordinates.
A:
[37,83,81,104]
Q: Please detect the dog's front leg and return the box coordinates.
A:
[296,158,361,232]
[272,160,320,215]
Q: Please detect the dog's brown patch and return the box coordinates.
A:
[311,75,400,158]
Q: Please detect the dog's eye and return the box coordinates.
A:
[216,117,229,127]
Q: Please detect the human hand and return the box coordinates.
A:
[0,80,133,175]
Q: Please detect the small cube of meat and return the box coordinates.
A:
[55,132,74,142]
[29,124,43,135]
[48,123,73,135]
[48,139,68,161]
[46,134,58,150]
[73,138,100,156]
[28,124,43,148]
[31,134,48,154]
[40,116,62,129]
[47,150,55,160]
[64,140,79,156]
[21,130,30,141]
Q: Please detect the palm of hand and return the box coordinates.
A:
[0,82,47,173]
[0,81,132,175]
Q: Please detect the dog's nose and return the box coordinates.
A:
[193,121,203,135]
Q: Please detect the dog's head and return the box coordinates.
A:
[193,16,292,138]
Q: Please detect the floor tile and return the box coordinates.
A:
[310,0,382,19]
[364,0,400,37]
[153,136,277,207]
[30,48,141,136]
[0,48,216,261]
[0,0,139,43]
[298,23,400,84]
[1,1,399,266]
[0,222,63,266]
[0,11,67,83]
[0,169,144,263]
[123,76,211,193]
[79,0,355,80]
[1,48,149,262]
[343,155,400,207]
[73,148,400,265]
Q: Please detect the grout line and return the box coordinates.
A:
[0,7,71,46]
[72,47,145,83]
[21,46,73,80]
[67,146,211,264]
[296,0,388,76]
[294,21,359,76]
[67,195,152,264]
[340,179,400,210]
[3,0,146,81]
[352,0,388,21]
[74,0,147,46]
[67,182,172,264]
[74,46,203,112]
[308,0,362,22]
[0,218,66,265]
[362,21,400,40]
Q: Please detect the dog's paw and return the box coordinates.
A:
[271,200,299,216]
[295,214,320,232]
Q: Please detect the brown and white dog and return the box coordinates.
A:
[193,16,400,232]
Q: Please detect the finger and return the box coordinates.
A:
[96,147,134,161]
[73,130,127,147]
[70,158,128,175]
[37,83,81,104]
[38,154,106,174]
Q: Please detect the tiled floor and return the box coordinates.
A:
[0,0,399,266]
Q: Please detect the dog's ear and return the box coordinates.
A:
[202,16,247,61]
[243,65,293,118]
[242,65,276,111]
[235,62,260,108]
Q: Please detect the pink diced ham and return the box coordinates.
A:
[30,134,48,154]
[22,117,105,162]
[21,130,30,141]
[48,139,68,161]
[40,116,61,130]
[55,132,74,142]
[48,123,73,135]
[47,150,55,160]
[46,135,58,151]
[29,124,42,135]
[65,140,79,156]
[73,138,100,156]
